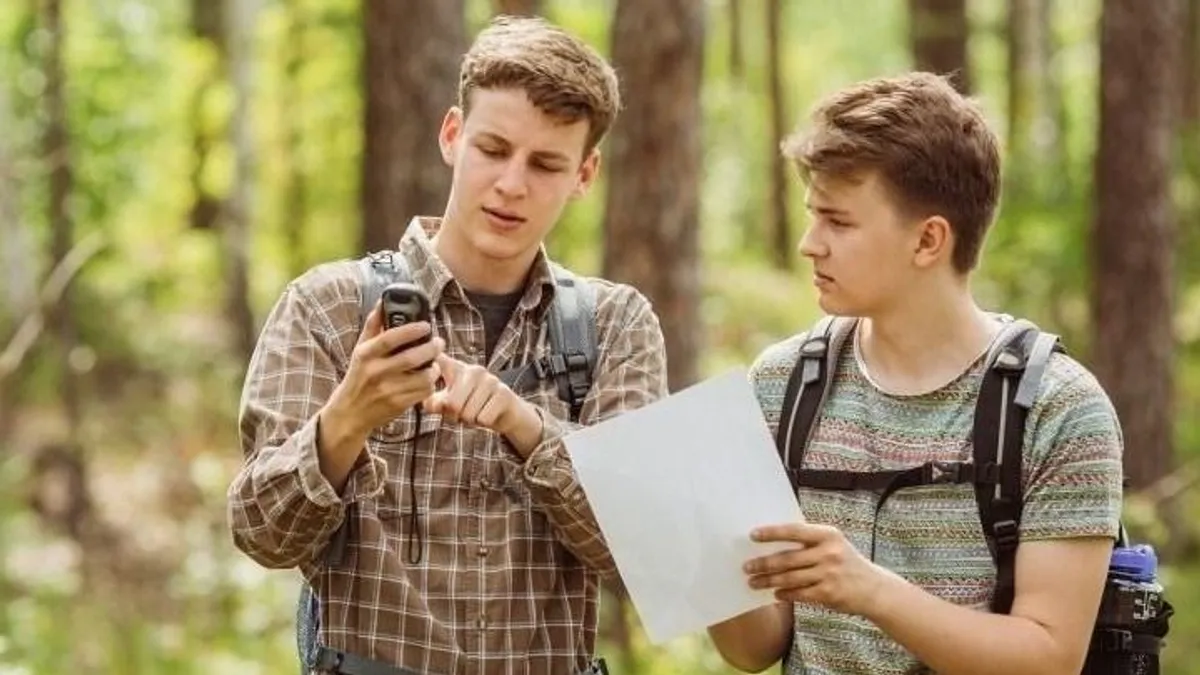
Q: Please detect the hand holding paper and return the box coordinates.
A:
[563,369,802,645]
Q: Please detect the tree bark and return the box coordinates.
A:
[729,0,744,83]
[281,0,308,279]
[908,0,971,93]
[0,88,35,321]
[1092,0,1183,490]
[766,0,791,269]
[43,0,80,434]
[1006,0,1039,195]
[361,0,464,252]
[492,0,542,16]
[1184,0,1199,128]
[603,0,705,393]
[224,0,257,359]
[189,0,225,231]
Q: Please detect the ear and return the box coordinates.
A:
[570,149,601,199]
[438,107,464,167]
[912,215,953,269]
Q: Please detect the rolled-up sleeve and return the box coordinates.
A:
[523,284,669,577]
[227,278,385,569]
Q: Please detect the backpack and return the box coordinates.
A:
[774,315,1173,673]
[296,250,600,673]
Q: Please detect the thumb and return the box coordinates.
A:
[359,300,384,342]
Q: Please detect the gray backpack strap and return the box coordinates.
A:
[497,263,597,423]
[357,250,412,326]
[544,263,597,422]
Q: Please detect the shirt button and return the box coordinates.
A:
[479,478,491,490]
[477,546,489,557]
[475,616,487,630]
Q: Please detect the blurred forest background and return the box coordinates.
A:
[1,0,1198,673]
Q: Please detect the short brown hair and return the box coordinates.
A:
[459,16,621,155]
[783,72,1001,273]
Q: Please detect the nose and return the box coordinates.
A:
[798,223,826,259]
[494,158,528,200]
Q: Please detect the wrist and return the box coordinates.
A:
[502,398,545,458]
[319,396,369,457]
[859,563,911,622]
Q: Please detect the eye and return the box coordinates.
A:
[532,161,565,174]
[477,144,505,158]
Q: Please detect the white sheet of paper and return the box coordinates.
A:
[563,368,803,645]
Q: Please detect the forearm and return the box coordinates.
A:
[708,603,793,673]
[521,413,618,576]
[867,572,1079,675]
[316,398,372,492]
[229,411,384,568]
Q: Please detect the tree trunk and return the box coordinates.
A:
[1006,0,1040,196]
[281,0,308,280]
[0,88,35,322]
[1185,0,1199,128]
[1092,0,1183,490]
[43,0,79,434]
[361,0,464,252]
[729,0,744,83]
[224,0,257,359]
[603,0,705,393]
[189,0,225,231]
[766,0,791,269]
[1039,0,1072,200]
[908,0,971,93]
[492,0,542,16]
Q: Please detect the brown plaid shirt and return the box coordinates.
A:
[228,218,668,675]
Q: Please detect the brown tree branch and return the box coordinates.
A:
[0,232,105,381]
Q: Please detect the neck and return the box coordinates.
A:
[857,277,998,395]
[431,216,534,295]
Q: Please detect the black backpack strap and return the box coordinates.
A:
[497,263,597,423]
[972,320,1063,614]
[775,316,857,493]
[357,250,413,326]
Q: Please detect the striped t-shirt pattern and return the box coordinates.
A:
[748,325,1124,675]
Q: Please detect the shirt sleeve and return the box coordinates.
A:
[1019,354,1124,542]
[227,277,386,569]
[522,284,669,578]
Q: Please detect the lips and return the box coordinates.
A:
[482,206,526,229]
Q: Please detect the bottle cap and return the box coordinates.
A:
[1110,544,1157,582]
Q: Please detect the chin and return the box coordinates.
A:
[815,293,860,318]
[472,231,533,261]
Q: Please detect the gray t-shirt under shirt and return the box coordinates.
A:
[463,289,524,362]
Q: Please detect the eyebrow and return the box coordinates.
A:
[804,200,851,218]
[476,132,571,165]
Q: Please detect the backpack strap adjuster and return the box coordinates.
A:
[924,460,968,484]
[992,518,1020,549]
[533,352,592,417]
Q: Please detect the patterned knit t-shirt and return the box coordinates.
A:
[748,325,1124,675]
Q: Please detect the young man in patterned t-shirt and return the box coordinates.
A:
[708,73,1123,675]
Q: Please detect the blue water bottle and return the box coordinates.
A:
[1082,543,1169,674]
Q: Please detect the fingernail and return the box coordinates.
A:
[750,529,762,541]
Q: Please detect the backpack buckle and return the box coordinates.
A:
[924,460,963,484]
[532,353,592,413]
[993,349,1026,373]
[992,519,1019,550]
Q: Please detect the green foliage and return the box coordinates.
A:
[2,0,1198,673]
